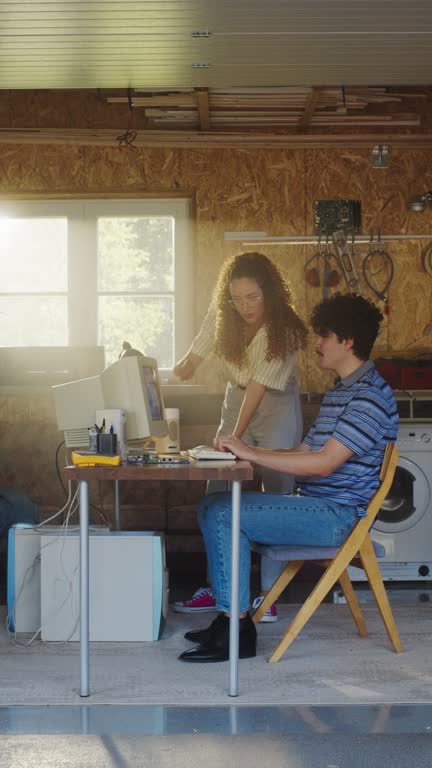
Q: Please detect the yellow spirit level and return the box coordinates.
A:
[71,451,122,467]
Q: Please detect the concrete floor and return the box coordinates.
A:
[0,597,431,766]
[0,705,432,767]
[2,602,432,705]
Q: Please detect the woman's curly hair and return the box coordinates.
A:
[213,252,308,367]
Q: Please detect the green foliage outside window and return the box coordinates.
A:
[98,216,175,367]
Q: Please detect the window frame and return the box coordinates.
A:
[0,197,194,372]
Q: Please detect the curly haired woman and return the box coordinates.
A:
[174,252,308,620]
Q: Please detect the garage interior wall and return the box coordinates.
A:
[1,92,431,552]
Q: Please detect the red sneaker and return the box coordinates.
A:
[252,596,279,623]
[174,586,217,613]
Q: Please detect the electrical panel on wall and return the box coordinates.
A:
[313,200,362,235]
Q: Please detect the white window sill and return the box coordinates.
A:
[161,383,208,397]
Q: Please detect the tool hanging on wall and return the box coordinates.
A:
[332,229,362,294]
[305,234,341,296]
[422,242,432,278]
[305,235,322,287]
[322,235,340,299]
[362,228,394,315]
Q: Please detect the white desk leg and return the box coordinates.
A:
[229,479,241,697]
[79,480,90,697]
[113,480,120,530]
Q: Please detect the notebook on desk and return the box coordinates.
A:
[187,445,237,461]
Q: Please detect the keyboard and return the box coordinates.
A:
[187,445,237,461]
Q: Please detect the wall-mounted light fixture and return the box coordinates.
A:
[407,192,432,212]
[371,144,389,168]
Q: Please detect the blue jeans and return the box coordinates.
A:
[197,492,358,614]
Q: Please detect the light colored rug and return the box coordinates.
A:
[1,603,431,706]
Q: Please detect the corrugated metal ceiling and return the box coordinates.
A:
[1,0,432,90]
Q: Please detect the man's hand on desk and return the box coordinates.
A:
[218,435,255,462]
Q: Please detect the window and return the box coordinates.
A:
[0,198,193,370]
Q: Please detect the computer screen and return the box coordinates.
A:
[142,365,163,420]
[102,355,167,443]
[53,354,168,447]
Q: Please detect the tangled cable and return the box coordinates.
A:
[116,127,137,149]
[116,88,137,149]
[362,229,394,312]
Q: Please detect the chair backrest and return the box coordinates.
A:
[257,441,403,661]
[363,443,399,529]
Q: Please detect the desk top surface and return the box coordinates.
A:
[63,460,253,482]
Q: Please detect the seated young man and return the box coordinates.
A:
[179,292,399,663]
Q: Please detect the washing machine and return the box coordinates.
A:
[348,423,432,581]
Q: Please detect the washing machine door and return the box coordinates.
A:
[373,456,431,533]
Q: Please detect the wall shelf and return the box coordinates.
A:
[224,233,432,246]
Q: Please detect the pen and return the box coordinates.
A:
[102,418,106,433]
[94,423,102,434]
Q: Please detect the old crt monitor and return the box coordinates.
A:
[102,355,167,443]
[52,375,104,447]
[53,355,168,447]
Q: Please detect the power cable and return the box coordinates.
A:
[55,440,68,497]
[362,229,394,313]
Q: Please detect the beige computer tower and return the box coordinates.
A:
[7,524,112,634]
[40,531,168,642]
[7,524,42,633]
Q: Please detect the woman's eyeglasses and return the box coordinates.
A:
[227,293,263,309]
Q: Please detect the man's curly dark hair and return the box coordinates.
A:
[310,292,383,360]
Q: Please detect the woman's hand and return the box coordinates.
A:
[231,380,266,439]
[218,435,256,462]
[173,352,203,381]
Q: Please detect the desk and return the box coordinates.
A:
[63,460,253,698]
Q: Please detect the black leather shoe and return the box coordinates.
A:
[184,613,226,644]
[184,626,211,644]
[179,613,257,663]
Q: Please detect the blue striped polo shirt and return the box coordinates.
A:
[298,360,399,516]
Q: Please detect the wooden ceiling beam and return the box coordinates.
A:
[195,88,210,131]
[296,87,322,133]
[1,128,432,149]
[107,94,196,107]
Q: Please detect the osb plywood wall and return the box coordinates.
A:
[1,141,432,519]
[1,142,432,394]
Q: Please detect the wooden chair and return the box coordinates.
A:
[251,443,402,663]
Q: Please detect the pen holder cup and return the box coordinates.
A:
[88,431,99,452]
[98,433,118,455]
